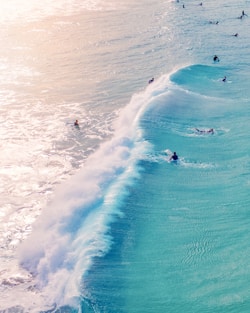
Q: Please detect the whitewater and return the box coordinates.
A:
[1,0,250,312]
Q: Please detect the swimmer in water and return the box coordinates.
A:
[74,119,79,127]
[169,152,179,161]
[213,55,219,62]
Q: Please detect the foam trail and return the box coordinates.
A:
[17,83,159,309]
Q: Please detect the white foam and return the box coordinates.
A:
[16,86,155,309]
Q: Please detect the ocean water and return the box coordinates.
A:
[1,0,250,312]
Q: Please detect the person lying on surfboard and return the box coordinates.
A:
[195,128,214,134]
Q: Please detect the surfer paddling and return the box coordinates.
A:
[195,128,214,134]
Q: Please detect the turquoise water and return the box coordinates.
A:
[82,3,250,312]
[1,0,250,312]
[84,64,250,312]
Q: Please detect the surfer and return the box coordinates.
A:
[170,152,178,161]
[148,77,154,84]
[239,11,247,19]
[222,76,227,82]
[233,33,239,37]
[213,55,219,62]
[195,128,214,134]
